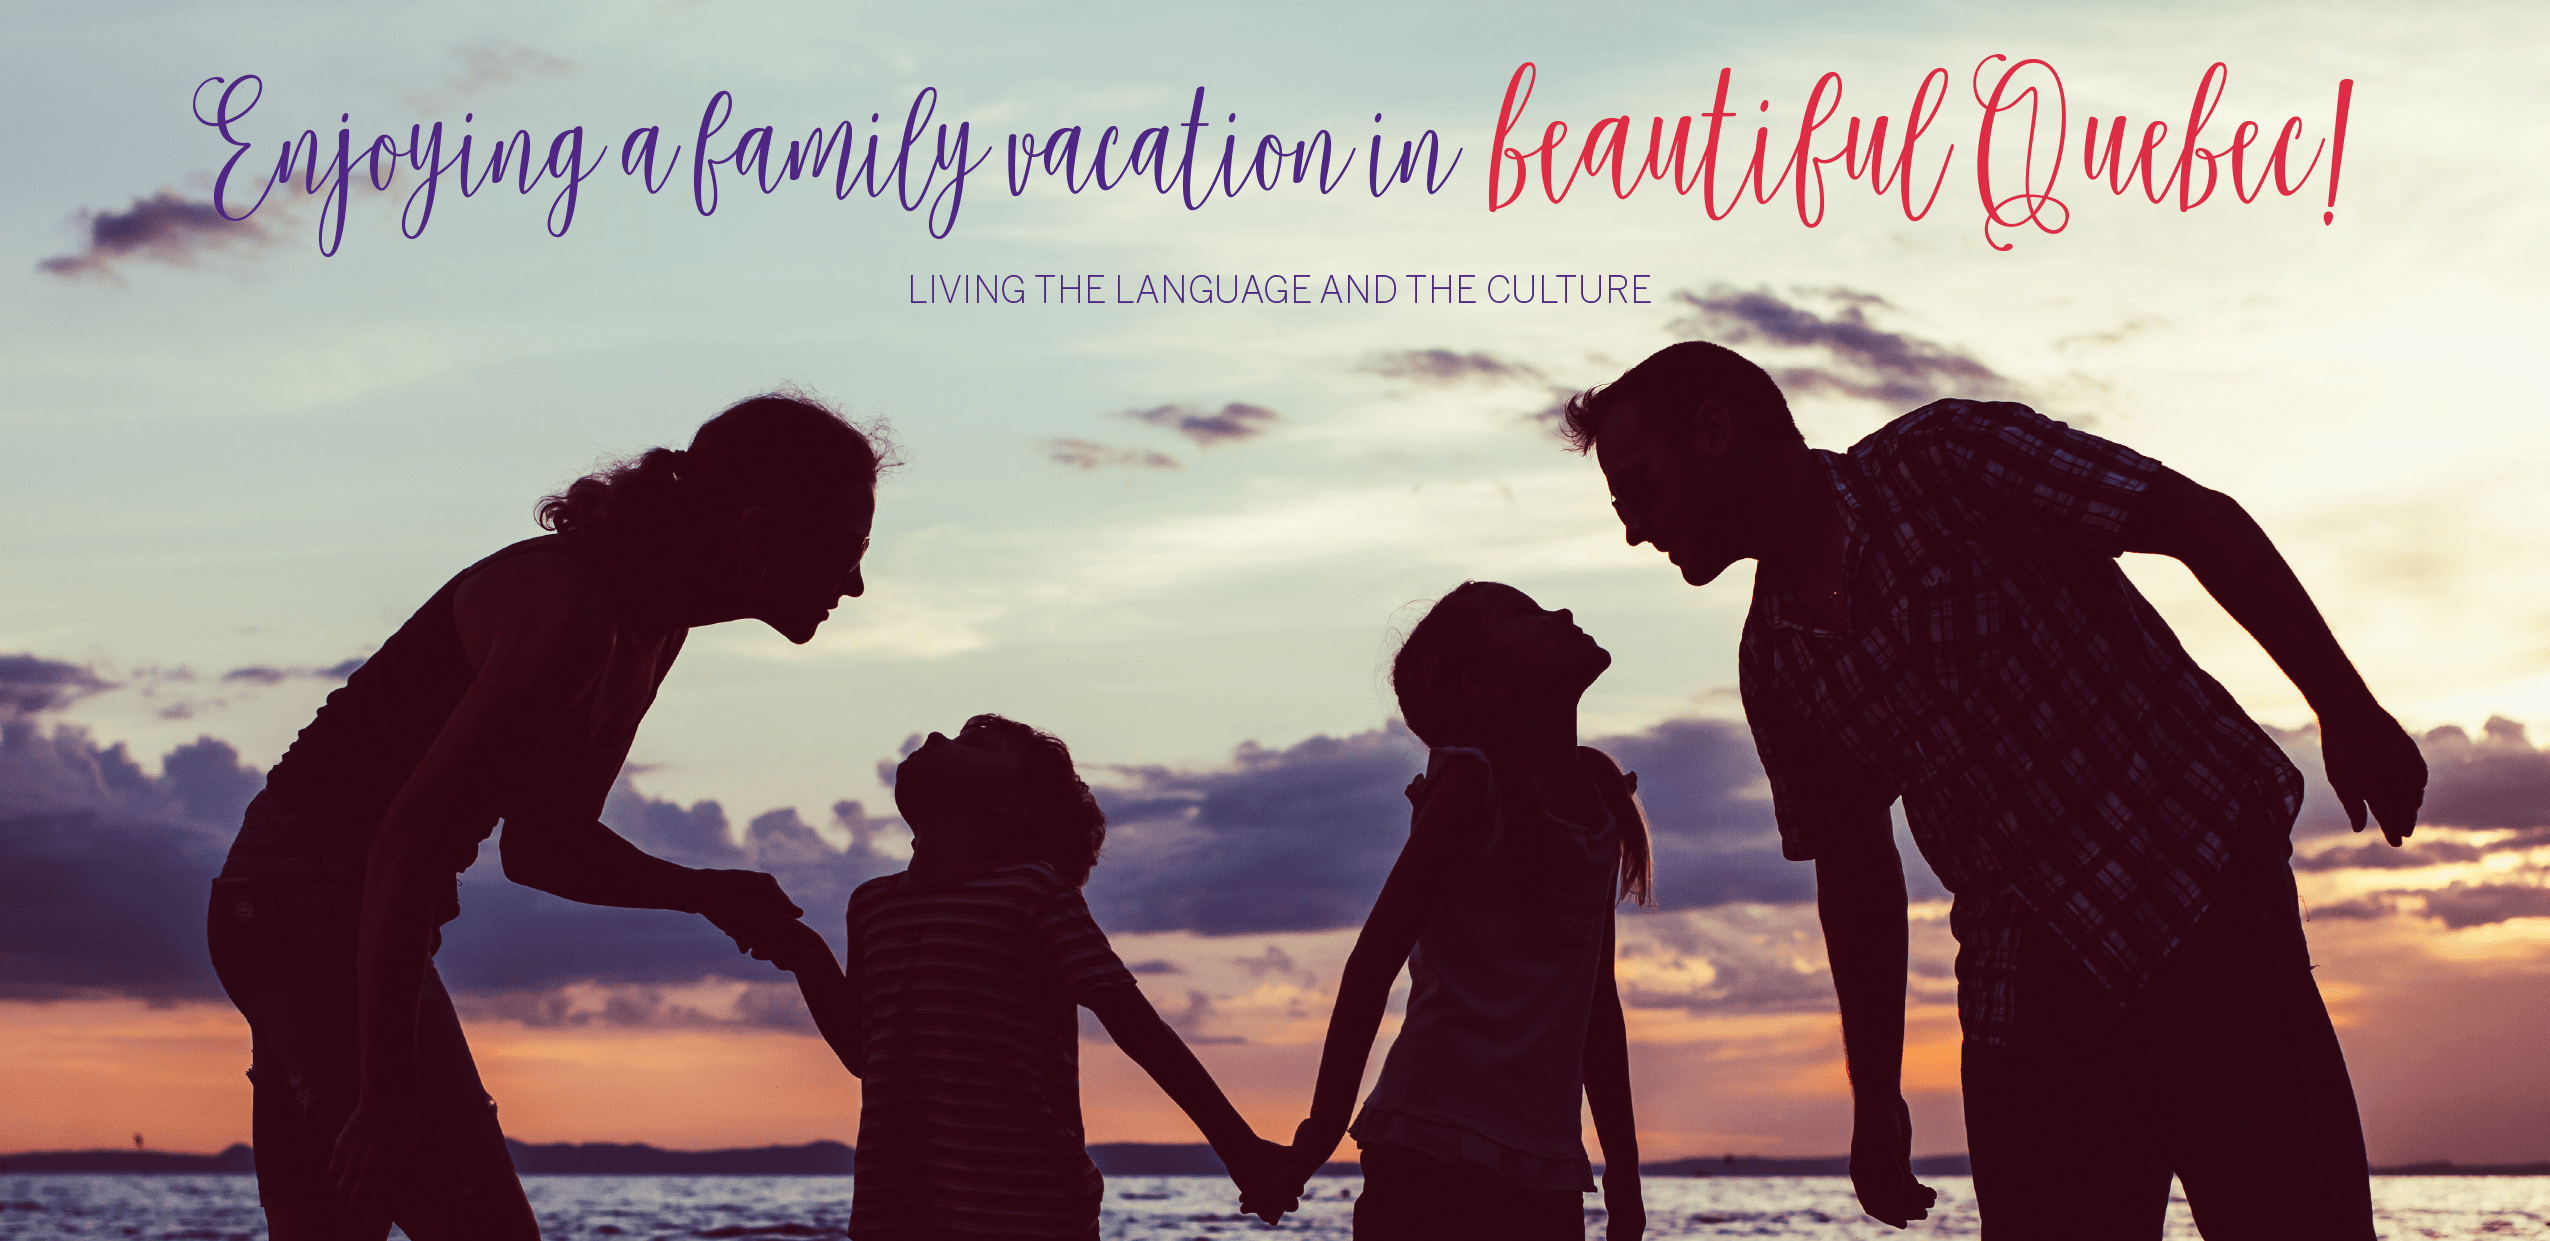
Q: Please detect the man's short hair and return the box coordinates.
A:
[1557,341,1801,453]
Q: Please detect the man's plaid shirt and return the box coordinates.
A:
[1740,400,2304,1047]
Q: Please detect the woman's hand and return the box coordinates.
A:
[329,1095,417,1218]
[756,918,837,974]
[695,869,804,956]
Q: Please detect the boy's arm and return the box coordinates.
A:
[1084,984,1292,1222]
[1583,916,1643,1241]
[765,919,863,1077]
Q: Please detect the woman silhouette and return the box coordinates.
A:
[206,393,890,1240]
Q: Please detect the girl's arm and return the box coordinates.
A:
[1290,755,1492,1175]
[1584,915,1643,1241]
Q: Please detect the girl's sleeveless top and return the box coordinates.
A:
[1349,744,1635,1193]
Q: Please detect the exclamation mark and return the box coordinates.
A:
[2324,79,2352,225]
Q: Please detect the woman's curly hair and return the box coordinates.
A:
[537,391,898,542]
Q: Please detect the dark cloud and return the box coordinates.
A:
[2291,840,2486,872]
[2305,894,2397,921]
[1665,285,2017,407]
[223,660,366,686]
[2417,718,2550,831]
[1359,349,1545,385]
[1124,402,1279,449]
[0,655,113,720]
[1081,715,1894,937]
[2276,716,2550,852]
[2414,883,2550,931]
[2301,883,2550,931]
[452,979,814,1035]
[36,192,274,280]
[434,785,908,994]
[1048,438,1181,471]
[0,704,908,1000]
[0,722,260,999]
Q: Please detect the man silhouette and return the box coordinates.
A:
[1564,342,2427,1240]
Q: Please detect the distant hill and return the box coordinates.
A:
[2369,1161,2550,1177]
[1641,1154,1973,1177]
[0,1145,255,1173]
[6,1142,2539,1177]
[503,1139,855,1175]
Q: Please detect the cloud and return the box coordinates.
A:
[442,43,572,97]
[452,978,815,1034]
[1665,285,2017,407]
[2415,883,2550,931]
[2279,716,2550,853]
[1123,402,1279,449]
[397,42,575,114]
[433,785,909,995]
[0,721,260,999]
[1082,715,1851,938]
[0,655,113,720]
[36,192,274,280]
[0,692,910,1000]
[1048,438,1181,471]
[1358,349,1545,385]
[2417,718,2550,831]
[2291,839,2488,872]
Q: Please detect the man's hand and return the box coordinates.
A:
[695,869,804,956]
[1848,1095,1937,1229]
[1228,1135,1300,1225]
[2320,705,2426,846]
[1601,1165,1646,1240]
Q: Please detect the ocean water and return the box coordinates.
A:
[2,1173,2546,1239]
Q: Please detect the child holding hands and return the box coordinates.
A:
[1284,582,1652,1240]
[763,714,1294,1239]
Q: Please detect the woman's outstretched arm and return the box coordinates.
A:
[1288,754,1491,1179]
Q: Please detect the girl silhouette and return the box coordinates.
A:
[206,393,889,1240]
[1279,581,1653,1240]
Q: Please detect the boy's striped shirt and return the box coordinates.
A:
[846,861,1138,1240]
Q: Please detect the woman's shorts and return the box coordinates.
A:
[207,790,518,1209]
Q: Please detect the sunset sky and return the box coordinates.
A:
[5,0,2547,1168]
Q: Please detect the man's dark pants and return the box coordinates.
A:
[1961,852,2377,1240]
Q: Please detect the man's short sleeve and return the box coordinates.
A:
[1884,400,2161,557]
[1033,875,1140,1002]
[1742,677,1895,862]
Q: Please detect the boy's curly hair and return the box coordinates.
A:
[966,713,1107,889]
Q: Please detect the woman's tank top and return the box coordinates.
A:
[259,534,684,873]
[1350,744,1638,1192]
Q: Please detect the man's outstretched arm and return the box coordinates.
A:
[2122,468,2427,844]
[1815,804,1936,1230]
